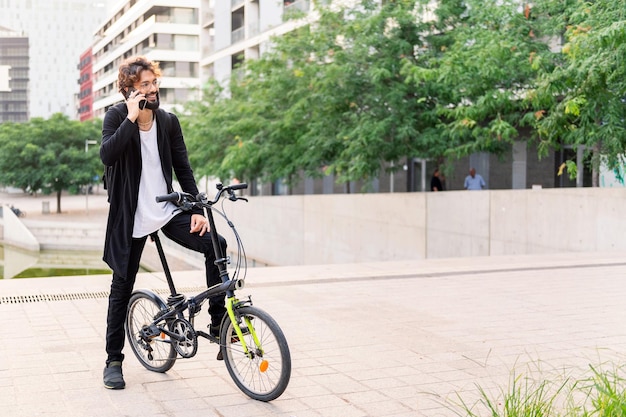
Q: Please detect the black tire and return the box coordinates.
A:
[125,291,177,373]
[220,306,291,401]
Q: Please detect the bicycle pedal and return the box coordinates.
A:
[142,324,162,338]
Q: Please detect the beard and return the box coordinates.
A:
[143,92,160,110]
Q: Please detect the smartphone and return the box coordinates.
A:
[126,87,147,109]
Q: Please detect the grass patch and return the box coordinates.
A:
[450,363,626,416]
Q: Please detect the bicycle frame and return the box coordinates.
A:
[127,183,291,401]
[149,184,261,355]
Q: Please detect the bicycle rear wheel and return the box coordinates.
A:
[125,291,177,373]
[220,306,291,401]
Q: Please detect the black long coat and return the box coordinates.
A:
[100,102,200,277]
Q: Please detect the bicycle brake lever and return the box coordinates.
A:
[180,200,194,211]
[238,197,248,202]
[196,192,208,204]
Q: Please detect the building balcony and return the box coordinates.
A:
[231,26,245,44]
[285,0,310,13]
[247,21,259,38]
[202,10,215,27]
[202,40,215,56]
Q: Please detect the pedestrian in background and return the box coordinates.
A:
[464,168,486,190]
[430,168,443,192]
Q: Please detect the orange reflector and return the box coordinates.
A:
[259,360,269,373]
[160,332,166,339]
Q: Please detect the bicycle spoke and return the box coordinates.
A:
[221,306,291,401]
[125,292,177,373]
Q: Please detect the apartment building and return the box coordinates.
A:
[92,0,201,117]
[0,0,108,119]
[0,26,29,123]
[77,48,95,121]
[200,0,311,85]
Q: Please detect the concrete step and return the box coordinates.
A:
[22,219,105,250]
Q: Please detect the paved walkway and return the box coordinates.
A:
[0,188,110,220]
[2,249,626,416]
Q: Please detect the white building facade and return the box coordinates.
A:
[200,0,312,86]
[0,0,109,119]
[92,0,201,117]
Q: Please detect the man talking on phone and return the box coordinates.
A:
[100,56,227,389]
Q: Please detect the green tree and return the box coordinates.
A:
[184,0,441,188]
[403,0,558,162]
[530,0,626,183]
[182,0,624,189]
[0,113,101,212]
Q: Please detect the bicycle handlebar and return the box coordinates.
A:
[155,183,248,207]
[226,183,248,191]
[155,191,188,204]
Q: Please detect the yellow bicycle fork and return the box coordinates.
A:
[225,297,264,358]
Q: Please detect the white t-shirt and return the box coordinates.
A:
[132,120,179,238]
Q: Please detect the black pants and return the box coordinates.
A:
[105,212,227,365]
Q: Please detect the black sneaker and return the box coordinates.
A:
[103,361,125,390]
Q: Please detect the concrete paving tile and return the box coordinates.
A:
[189,376,239,397]
[305,403,368,417]
[160,396,213,411]
[256,397,312,413]
[353,399,415,416]
[195,392,256,408]
[174,366,220,380]
[275,411,322,417]
[214,401,281,417]
[378,385,421,401]
[340,366,401,382]
[359,376,407,390]
[299,393,350,408]
[110,400,168,416]
[292,355,324,369]
[286,383,331,398]
[308,373,369,394]
[388,412,432,417]
[297,365,338,377]
[280,373,315,386]
[341,389,392,404]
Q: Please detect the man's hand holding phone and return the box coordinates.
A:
[125,87,147,122]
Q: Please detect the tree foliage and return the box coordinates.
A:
[530,0,626,180]
[185,0,435,186]
[182,0,626,188]
[0,113,102,212]
[403,0,558,159]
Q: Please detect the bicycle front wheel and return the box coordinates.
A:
[221,305,291,401]
[125,291,177,373]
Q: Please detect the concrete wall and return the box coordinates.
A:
[219,187,626,266]
[3,188,625,268]
[0,205,39,252]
